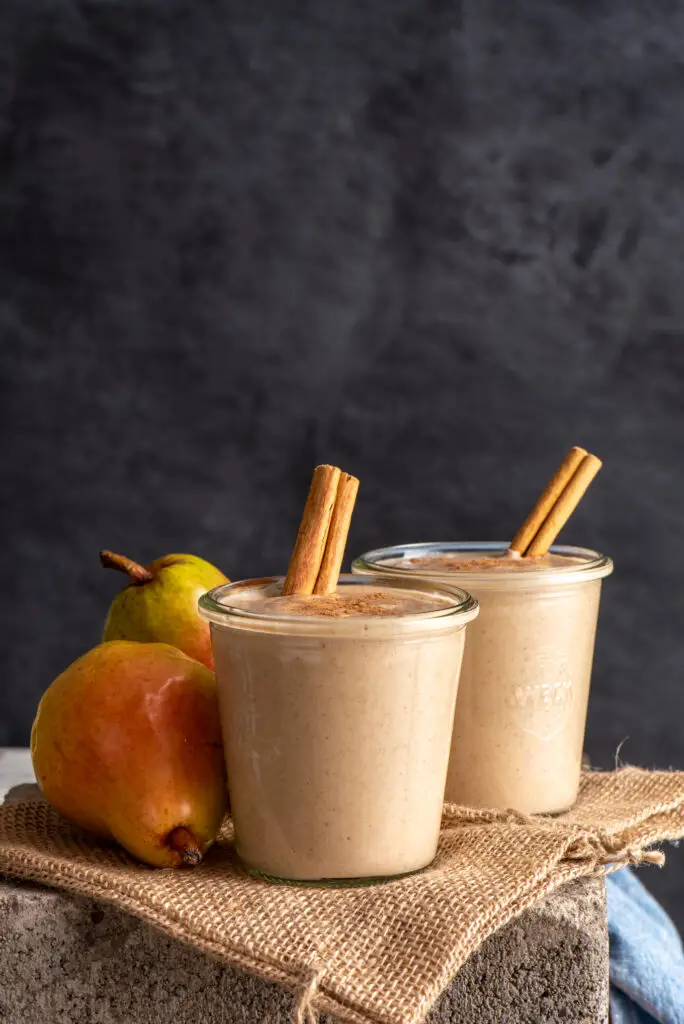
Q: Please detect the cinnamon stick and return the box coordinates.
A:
[509,446,587,556]
[525,453,602,556]
[313,472,359,595]
[282,465,341,596]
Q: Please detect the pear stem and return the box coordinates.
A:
[167,827,203,867]
[99,550,154,585]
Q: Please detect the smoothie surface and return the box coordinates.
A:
[224,583,455,618]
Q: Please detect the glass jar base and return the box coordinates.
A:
[243,862,430,888]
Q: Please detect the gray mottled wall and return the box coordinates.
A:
[2,1,683,923]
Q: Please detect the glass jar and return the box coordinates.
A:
[352,544,613,814]
[199,573,478,882]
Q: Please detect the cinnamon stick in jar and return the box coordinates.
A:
[313,472,359,595]
[526,454,602,557]
[282,465,341,596]
[509,446,587,556]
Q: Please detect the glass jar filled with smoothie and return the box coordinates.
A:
[352,544,613,815]
[200,573,478,883]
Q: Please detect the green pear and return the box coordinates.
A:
[101,550,228,670]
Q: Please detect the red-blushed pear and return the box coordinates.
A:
[100,550,228,670]
[31,641,228,867]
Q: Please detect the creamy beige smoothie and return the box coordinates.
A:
[352,544,613,814]
[199,574,478,882]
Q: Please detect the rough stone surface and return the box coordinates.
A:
[435,877,608,1024]
[0,805,609,1023]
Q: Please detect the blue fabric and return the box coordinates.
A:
[607,867,684,1024]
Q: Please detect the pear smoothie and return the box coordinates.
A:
[353,447,614,815]
[201,576,477,881]
[200,465,478,882]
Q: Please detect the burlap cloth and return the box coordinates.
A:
[1,768,683,1024]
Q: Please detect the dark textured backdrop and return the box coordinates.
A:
[2,0,683,924]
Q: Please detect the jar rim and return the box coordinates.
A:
[199,573,479,634]
[351,542,614,589]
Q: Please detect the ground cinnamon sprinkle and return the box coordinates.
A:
[404,555,578,571]
[263,590,446,617]
[407,556,514,571]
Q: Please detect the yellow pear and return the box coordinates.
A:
[31,641,228,867]
[100,550,228,669]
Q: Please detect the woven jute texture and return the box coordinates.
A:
[1,768,683,1024]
